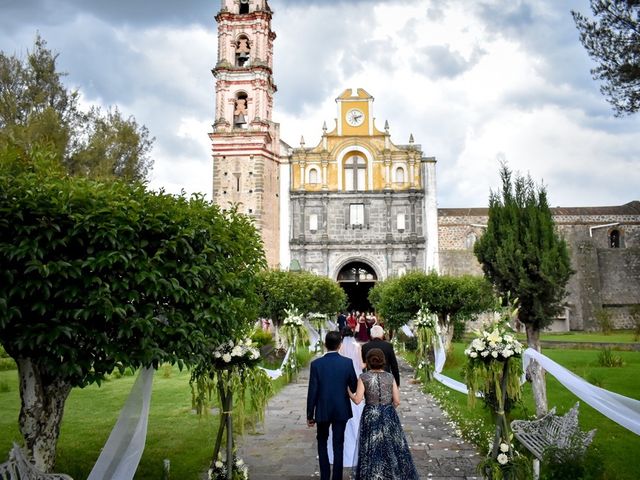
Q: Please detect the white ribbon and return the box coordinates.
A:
[87,367,154,480]
[523,348,640,435]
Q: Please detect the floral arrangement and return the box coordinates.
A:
[212,338,261,370]
[413,304,438,381]
[464,321,523,361]
[280,306,310,350]
[464,301,529,479]
[208,452,249,480]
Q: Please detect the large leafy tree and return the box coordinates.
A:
[572,1,640,116]
[369,271,494,342]
[474,165,573,416]
[0,147,265,471]
[255,269,346,324]
[0,34,153,180]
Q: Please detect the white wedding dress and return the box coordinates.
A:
[328,336,364,467]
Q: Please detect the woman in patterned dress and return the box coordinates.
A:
[348,348,419,480]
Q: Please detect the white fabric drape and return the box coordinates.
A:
[87,367,154,480]
[523,348,640,435]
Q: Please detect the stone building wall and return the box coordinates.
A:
[438,201,640,331]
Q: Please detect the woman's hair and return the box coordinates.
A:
[366,348,386,370]
[341,327,354,338]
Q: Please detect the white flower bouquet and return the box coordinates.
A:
[212,338,260,370]
[414,306,437,330]
[281,306,310,349]
[464,320,523,362]
[208,452,249,480]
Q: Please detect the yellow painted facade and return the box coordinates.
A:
[291,88,422,193]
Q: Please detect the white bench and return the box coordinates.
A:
[0,443,73,480]
[511,402,596,479]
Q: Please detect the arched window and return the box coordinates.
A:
[395,166,405,183]
[344,155,367,191]
[235,35,250,67]
[234,92,248,127]
[239,0,250,15]
[308,168,319,184]
[465,232,477,249]
[609,229,621,248]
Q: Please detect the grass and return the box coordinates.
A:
[519,330,639,344]
[409,343,640,480]
[0,349,314,479]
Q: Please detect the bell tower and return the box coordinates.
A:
[210,0,281,266]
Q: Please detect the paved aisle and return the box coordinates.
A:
[238,358,481,479]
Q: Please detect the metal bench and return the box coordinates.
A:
[0,443,73,480]
[511,402,596,479]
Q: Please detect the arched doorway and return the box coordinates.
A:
[337,261,377,313]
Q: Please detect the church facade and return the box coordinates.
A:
[210,0,640,327]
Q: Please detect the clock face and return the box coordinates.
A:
[345,108,365,127]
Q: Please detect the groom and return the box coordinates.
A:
[307,331,358,480]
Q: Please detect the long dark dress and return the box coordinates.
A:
[353,371,419,480]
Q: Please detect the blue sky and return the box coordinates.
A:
[1,0,638,208]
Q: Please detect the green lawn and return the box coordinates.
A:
[0,349,311,479]
[520,330,639,344]
[414,343,640,480]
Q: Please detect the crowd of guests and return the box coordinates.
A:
[306,311,418,480]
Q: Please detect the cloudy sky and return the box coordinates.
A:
[1,0,638,208]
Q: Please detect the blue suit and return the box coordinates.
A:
[307,351,358,480]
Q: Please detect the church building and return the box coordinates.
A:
[210,0,640,327]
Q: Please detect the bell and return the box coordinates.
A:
[234,114,246,125]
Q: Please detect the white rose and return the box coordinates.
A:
[222,353,232,363]
[491,351,498,358]
[214,352,221,358]
[236,458,244,466]
[497,453,509,465]
[500,443,509,453]
[245,338,252,346]
[504,335,513,342]
[503,349,513,358]
[231,346,243,357]
[215,460,223,468]
[251,350,259,359]
[470,351,478,358]
[481,350,489,357]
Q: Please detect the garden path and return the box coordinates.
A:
[237,357,481,479]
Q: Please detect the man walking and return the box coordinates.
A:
[307,331,358,480]
[361,325,400,387]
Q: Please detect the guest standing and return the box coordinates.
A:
[355,313,370,343]
[348,348,419,479]
[361,325,400,387]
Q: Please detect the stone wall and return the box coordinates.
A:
[437,202,640,331]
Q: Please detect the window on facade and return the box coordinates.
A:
[308,168,319,184]
[350,204,365,226]
[465,232,477,249]
[610,229,621,248]
[239,0,250,15]
[397,213,405,231]
[344,156,366,191]
[309,214,318,232]
[395,167,405,183]
[235,35,250,67]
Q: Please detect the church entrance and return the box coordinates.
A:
[337,261,377,313]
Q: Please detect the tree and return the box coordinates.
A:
[369,271,494,342]
[572,1,640,116]
[255,269,346,324]
[474,165,573,416]
[0,149,265,471]
[0,34,153,180]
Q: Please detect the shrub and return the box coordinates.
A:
[404,336,418,352]
[594,309,613,335]
[597,347,624,367]
[251,329,273,348]
[0,357,16,371]
[540,443,604,480]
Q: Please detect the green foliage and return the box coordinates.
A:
[0,34,153,180]
[368,270,494,331]
[0,380,9,392]
[0,157,266,388]
[255,269,346,324]
[540,443,605,480]
[477,453,532,480]
[594,308,613,335]
[572,1,640,116]
[250,328,273,348]
[474,165,573,332]
[597,347,624,367]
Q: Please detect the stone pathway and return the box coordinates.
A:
[238,358,481,479]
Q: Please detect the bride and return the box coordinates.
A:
[328,328,364,467]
